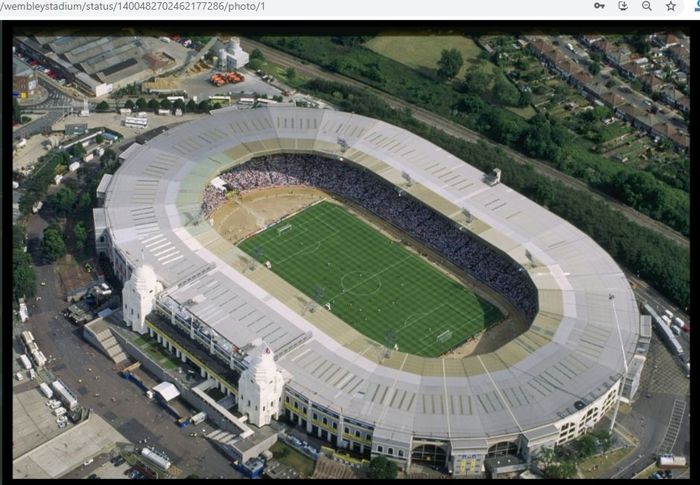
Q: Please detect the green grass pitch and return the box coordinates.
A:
[238,201,504,357]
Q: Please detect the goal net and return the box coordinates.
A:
[277,224,293,235]
[436,329,453,343]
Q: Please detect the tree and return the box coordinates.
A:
[41,225,66,263]
[50,187,77,216]
[77,192,93,213]
[576,434,599,459]
[285,67,297,80]
[536,447,577,479]
[463,68,492,97]
[13,97,22,124]
[135,97,148,111]
[534,447,557,476]
[368,456,397,479]
[96,100,110,112]
[13,224,36,301]
[330,36,372,47]
[186,99,197,112]
[73,222,88,253]
[588,61,601,75]
[160,98,172,110]
[124,99,135,110]
[248,58,265,71]
[101,148,116,165]
[70,143,86,158]
[250,48,265,60]
[147,98,160,112]
[437,48,464,80]
[173,99,186,113]
[548,458,577,479]
[95,134,104,143]
[591,431,613,455]
[197,100,211,112]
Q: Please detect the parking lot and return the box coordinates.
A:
[12,383,74,459]
[175,68,284,103]
[15,251,242,478]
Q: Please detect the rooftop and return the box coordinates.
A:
[101,106,639,440]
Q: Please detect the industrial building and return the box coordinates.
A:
[216,37,249,71]
[13,56,38,98]
[13,34,191,97]
[94,106,643,477]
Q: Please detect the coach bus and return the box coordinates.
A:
[256,98,278,105]
[209,95,232,105]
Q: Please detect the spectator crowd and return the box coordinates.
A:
[202,154,538,320]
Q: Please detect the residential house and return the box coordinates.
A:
[666,44,690,73]
[639,74,664,93]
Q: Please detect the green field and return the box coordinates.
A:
[238,202,503,357]
[366,35,493,79]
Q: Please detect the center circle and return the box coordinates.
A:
[340,271,382,296]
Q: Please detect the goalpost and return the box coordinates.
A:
[277,224,293,235]
[436,329,453,343]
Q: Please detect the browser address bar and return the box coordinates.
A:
[0,0,692,19]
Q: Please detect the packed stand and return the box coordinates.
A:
[203,154,539,320]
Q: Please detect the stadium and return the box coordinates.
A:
[94,106,642,476]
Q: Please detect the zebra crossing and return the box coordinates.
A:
[657,399,686,455]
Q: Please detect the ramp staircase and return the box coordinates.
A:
[84,323,128,364]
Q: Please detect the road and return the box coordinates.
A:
[239,38,688,249]
[13,80,87,141]
[628,273,690,362]
[603,338,690,478]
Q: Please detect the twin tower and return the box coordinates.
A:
[122,263,284,427]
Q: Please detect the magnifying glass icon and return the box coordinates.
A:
[642,0,652,9]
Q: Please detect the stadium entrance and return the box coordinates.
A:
[411,441,450,469]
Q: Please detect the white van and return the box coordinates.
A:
[15,371,24,381]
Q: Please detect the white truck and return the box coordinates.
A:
[40,382,54,399]
[190,411,207,425]
[19,354,33,370]
[657,454,687,468]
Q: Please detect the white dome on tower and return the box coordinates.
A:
[122,260,161,335]
[239,340,285,427]
[247,343,277,379]
[131,264,158,293]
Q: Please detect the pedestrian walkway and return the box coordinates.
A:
[657,399,686,455]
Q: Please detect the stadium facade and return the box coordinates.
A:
[94,106,642,476]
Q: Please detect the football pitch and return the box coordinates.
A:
[238,201,504,357]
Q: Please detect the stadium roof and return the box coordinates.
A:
[101,106,639,440]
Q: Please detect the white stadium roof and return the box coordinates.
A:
[100,106,639,440]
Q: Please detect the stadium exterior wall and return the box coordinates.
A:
[96,107,639,477]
